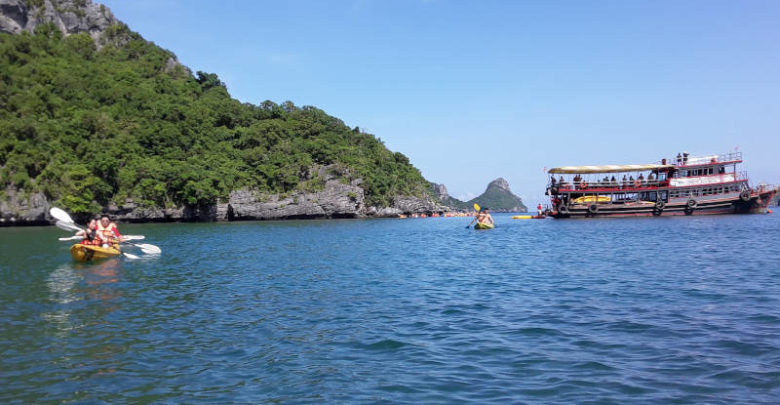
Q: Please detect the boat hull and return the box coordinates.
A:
[474,223,495,229]
[70,244,121,262]
[552,191,776,219]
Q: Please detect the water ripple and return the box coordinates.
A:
[1,215,779,403]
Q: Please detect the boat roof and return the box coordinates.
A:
[548,164,675,174]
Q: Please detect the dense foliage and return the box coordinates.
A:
[0,24,430,214]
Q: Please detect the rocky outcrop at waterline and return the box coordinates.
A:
[0,187,50,225]
[1,169,451,225]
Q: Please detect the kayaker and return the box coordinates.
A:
[76,218,100,245]
[97,215,122,247]
[477,207,494,226]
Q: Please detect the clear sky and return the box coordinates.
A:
[99,0,779,206]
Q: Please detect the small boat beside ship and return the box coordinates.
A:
[546,152,777,218]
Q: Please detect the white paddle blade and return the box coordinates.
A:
[122,235,145,241]
[50,207,75,224]
[58,236,82,241]
[55,221,83,233]
[123,253,140,260]
[135,243,161,254]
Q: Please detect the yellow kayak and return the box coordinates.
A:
[573,195,611,204]
[70,244,121,262]
[474,222,495,230]
[512,215,546,219]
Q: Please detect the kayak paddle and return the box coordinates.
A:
[128,243,162,255]
[50,207,75,224]
[466,203,481,228]
[56,220,83,233]
[59,234,146,241]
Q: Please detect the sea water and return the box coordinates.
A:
[1,213,779,403]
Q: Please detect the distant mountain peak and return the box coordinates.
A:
[468,178,527,212]
[487,178,511,192]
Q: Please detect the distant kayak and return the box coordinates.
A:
[70,244,121,262]
[474,222,495,230]
[512,215,546,219]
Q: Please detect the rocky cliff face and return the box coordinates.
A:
[489,178,511,192]
[0,0,116,40]
[0,187,49,225]
[0,166,448,225]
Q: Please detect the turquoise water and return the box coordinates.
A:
[1,213,779,403]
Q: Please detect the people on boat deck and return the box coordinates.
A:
[477,207,494,225]
[97,215,122,248]
[622,175,628,188]
[573,174,582,189]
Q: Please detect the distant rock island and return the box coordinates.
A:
[432,178,527,212]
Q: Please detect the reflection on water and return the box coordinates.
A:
[42,259,125,377]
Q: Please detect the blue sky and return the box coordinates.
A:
[100,0,779,206]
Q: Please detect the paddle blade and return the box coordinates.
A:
[123,253,140,260]
[58,236,82,241]
[122,235,145,241]
[134,243,161,254]
[473,203,481,212]
[55,221,82,233]
[50,207,75,224]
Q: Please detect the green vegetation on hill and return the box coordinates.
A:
[468,180,527,212]
[0,23,430,214]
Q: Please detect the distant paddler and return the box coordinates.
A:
[467,203,494,229]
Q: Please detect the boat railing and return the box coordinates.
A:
[665,151,742,166]
[751,182,778,194]
[554,179,667,191]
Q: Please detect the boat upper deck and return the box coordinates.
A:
[549,152,748,194]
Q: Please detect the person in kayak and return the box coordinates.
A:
[76,218,100,245]
[97,215,122,248]
[477,207,494,226]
